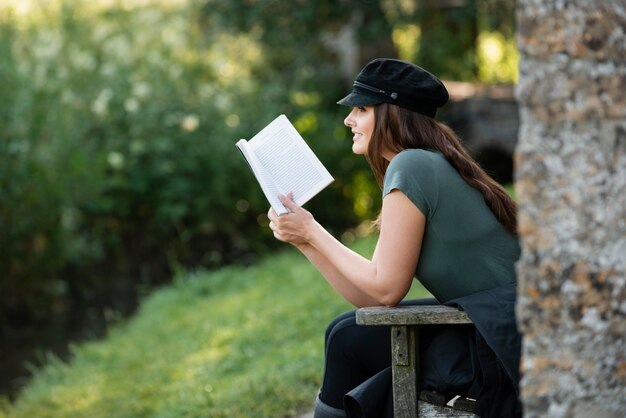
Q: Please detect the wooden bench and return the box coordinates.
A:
[356,305,479,418]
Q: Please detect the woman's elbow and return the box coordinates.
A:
[367,273,411,307]
[378,291,405,307]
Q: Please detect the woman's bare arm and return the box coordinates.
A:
[268,190,425,307]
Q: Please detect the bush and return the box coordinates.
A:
[0,0,517,397]
[0,0,374,345]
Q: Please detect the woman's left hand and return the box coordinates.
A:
[267,193,316,247]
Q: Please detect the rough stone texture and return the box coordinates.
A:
[442,82,519,157]
[515,1,626,417]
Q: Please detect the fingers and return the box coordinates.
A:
[278,193,299,212]
[267,216,281,237]
[267,208,287,237]
[268,219,290,243]
[268,193,310,246]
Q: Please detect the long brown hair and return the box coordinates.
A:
[367,102,518,235]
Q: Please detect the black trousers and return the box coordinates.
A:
[319,298,477,411]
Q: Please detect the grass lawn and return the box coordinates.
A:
[2,235,430,418]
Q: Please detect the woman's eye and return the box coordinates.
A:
[357,106,366,111]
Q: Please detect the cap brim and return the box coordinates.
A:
[337,91,383,107]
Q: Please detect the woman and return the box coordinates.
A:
[267,58,522,418]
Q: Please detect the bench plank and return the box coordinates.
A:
[391,326,417,417]
[418,402,478,417]
[356,305,472,326]
[356,305,478,417]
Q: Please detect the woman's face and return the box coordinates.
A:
[344,106,375,156]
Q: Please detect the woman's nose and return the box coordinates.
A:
[344,110,355,127]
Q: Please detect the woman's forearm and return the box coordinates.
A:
[298,221,397,307]
[296,240,381,307]
[268,192,422,307]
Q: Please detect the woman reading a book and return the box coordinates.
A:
[267,58,521,418]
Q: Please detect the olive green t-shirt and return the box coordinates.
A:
[383,149,520,302]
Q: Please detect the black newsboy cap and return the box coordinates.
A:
[337,58,448,117]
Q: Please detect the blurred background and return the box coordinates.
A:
[0,0,518,401]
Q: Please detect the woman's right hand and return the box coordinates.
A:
[267,194,316,248]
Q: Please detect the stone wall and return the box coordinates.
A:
[441,81,518,183]
[515,1,626,417]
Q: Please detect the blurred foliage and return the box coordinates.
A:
[387,0,518,81]
[0,0,364,325]
[418,2,480,80]
[477,30,519,82]
[0,0,517,397]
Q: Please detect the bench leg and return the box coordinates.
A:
[391,325,419,418]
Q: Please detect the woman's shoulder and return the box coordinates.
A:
[384,149,441,192]
[391,148,442,161]
[388,148,445,172]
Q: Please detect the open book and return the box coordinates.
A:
[236,114,334,215]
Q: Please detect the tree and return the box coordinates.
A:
[515,1,626,416]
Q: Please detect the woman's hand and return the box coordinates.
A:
[267,194,316,248]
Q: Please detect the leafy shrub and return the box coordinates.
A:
[0,0,517,397]
[0,0,373,341]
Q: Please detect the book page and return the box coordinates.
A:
[255,129,323,199]
[236,139,288,214]
[246,115,333,213]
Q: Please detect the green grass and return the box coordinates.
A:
[2,235,430,418]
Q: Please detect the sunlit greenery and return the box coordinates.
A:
[477,31,519,83]
[1,0,518,406]
[0,0,367,334]
[393,23,421,63]
[1,236,430,418]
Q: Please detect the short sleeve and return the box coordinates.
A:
[382,149,439,217]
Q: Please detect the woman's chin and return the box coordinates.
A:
[352,143,366,155]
